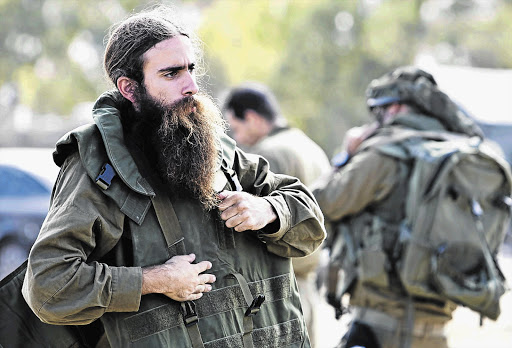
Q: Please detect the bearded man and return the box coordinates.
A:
[21,6,325,348]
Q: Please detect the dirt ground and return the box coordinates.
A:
[314,246,512,348]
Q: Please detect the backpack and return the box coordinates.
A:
[326,128,512,321]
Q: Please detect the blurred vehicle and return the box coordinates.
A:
[0,148,58,279]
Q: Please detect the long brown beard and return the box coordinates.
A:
[130,90,226,210]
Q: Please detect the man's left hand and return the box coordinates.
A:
[218,191,277,232]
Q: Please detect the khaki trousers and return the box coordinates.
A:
[353,307,449,348]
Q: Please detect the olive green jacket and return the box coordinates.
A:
[22,92,326,347]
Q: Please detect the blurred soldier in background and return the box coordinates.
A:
[312,66,510,348]
[223,82,331,347]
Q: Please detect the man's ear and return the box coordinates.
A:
[117,77,137,104]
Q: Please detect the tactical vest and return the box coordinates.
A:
[328,157,409,303]
[67,112,309,347]
[327,128,456,320]
[0,108,309,348]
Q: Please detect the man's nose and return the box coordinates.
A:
[183,72,199,96]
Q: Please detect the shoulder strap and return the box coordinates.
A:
[359,128,468,153]
[125,142,207,348]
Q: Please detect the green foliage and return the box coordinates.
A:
[2,0,512,154]
[198,0,318,97]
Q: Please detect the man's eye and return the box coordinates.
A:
[165,71,178,78]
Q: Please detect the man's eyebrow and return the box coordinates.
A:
[158,63,196,74]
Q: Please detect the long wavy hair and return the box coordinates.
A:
[103,5,203,87]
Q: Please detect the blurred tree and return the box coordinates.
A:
[200,0,430,155]
[270,0,427,155]
[198,0,321,98]
[422,0,512,68]
[1,0,512,153]
[0,0,153,116]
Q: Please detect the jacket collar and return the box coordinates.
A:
[92,100,155,196]
[91,91,234,195]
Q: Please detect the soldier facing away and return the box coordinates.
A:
[311,66,510,348]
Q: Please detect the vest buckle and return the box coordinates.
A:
[181,301,199,327]
[95,163,116,190]
[245,294,265,316]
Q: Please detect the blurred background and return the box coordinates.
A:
[1,0,512,347]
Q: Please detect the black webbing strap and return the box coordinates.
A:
[400,296,414,348]
[126,142,204,348]
[221,159,243,192]
[149,185,204,347]
[149,189,204,347]
[229,272,265,348]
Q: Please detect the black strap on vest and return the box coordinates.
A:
[221,159,243,192]
[180,301,204,348]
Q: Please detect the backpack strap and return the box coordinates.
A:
[400,296,414,348]
[359,127,470,155]
[126,142,205,348]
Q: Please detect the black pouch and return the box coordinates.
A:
[341,321,381,348]
[0,261,102,348]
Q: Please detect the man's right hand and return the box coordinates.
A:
[141,253,216,301]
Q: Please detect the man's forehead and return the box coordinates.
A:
[143,35,195,67]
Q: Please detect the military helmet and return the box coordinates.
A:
[366,66,437,110]
[365,66,484,138]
